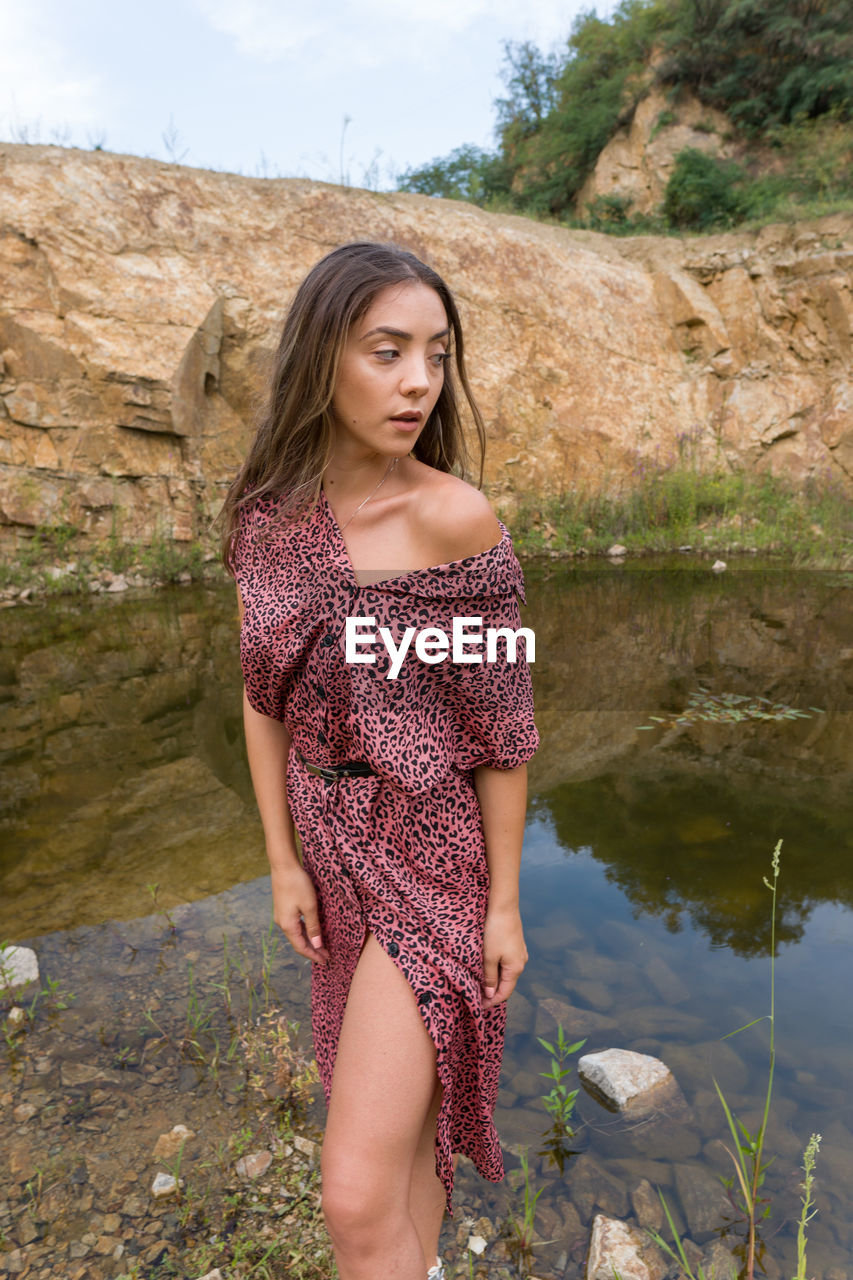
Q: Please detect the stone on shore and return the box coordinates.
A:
[235,1150,273,1180]
[151,1172,179,1199]
[586,1214,668,1280]
[5,1007,27,1036]
[578,1048,676,1112]
[0,945,39,992]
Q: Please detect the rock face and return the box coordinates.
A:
[0,143,851,549]
[576,83,735,217]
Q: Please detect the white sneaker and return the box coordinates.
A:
[427,1258,445,1280]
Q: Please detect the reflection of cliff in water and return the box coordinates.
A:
[525,563,853,958]
[528,564,852,793]
[1,565,851,943]
[1,584,261,938]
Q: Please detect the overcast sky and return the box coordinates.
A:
[0,0,616,187]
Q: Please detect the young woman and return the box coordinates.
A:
[222,242,538,1280]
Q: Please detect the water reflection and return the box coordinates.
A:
[2,565,852,945]
[533,770,853,956]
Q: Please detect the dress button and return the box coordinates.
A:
[317,730,327,746]
[315,683,326,698]
[387,941,400,958]
[417,991,433,1006]
[322,633,335,647]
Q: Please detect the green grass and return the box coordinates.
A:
[0,522,222,596]
[506,460,853,567]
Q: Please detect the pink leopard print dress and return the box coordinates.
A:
[234,486,539,1214]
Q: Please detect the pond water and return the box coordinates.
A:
[2,560,852,1277]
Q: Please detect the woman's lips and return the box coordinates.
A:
[389,415,422,432]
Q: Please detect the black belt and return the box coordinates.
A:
[296,750,375,781]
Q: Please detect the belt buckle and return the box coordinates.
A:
[308,760,337,782]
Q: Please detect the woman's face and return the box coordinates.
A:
[330,281,450,461]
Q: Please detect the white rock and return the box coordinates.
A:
[195,1271,224,1280]
[607,543,628,556]
[468,1236,487,1255]
[293,1135,317,1160]
[151,1172,179,1199]
[586,1214,666,1280]
[712,559,727,572]
[106,574,129,592]
[6,1007,27,1034]
[0,946,39,992]
[579,1048,674,1110]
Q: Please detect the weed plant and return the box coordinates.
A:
[794,1133,822,1280]
[649,840,822,1280]
[501,1146,547,1274]
[636,687,825,733]
[536,1024,586,1172]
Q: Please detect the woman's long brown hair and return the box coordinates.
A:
[219,241,487,573]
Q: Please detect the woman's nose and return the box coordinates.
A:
[399,357,430,396]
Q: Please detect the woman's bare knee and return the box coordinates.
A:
[321,1165,405,1249]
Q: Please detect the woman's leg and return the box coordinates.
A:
[320,932,444,1280]
[408,1078,445,1267]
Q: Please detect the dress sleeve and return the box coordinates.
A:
[233,500,302,724]
[447,586,539,772]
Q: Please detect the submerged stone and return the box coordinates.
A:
[152,1124,195,1160]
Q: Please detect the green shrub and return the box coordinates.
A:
[663,148,750,229]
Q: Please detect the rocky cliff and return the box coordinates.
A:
[0,144,851,546]
[575,83,736,217]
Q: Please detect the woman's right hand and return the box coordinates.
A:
[270,862,330,964]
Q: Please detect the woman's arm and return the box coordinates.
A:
[239,583,329,964]
[473,762,529,1009]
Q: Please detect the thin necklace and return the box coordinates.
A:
[337,457,398,533]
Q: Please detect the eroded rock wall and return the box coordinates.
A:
[0,144,851,545]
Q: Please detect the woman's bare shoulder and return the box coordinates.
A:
[409,466,503,562]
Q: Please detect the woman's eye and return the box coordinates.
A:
[431,352,450,367]
[375,349,399,362]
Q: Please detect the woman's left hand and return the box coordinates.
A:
[482,903,528,1009]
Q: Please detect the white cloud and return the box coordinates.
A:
[193,0,326,61]
[0,1,103,140]
[193,0,602,69]
[361,0,588,44]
